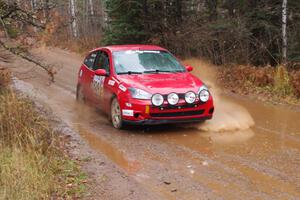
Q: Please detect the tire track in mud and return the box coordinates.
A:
[6,47,300,200]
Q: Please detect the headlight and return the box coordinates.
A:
[199,89,210,102]
[185,91,196,104]
[167,93,179,105]
[129,88,152,100]
[151,94,164,106]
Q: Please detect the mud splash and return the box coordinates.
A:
[183,58,255,132]
[199,97,255,132]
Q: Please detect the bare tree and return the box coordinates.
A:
[70,0,78,37]
[88,0,94,16]
[43,0,50,23]
[31,0,37,32]
[282,0,287,65]
[31,0,37,9]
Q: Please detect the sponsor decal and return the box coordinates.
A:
[122,109,134,117]
[119,84,127,92]
[108,80,115,86]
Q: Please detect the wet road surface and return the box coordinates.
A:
[9,47,300,199]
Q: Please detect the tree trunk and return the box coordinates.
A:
[282,0,287,65]
[31,0,37,10]
[87,0,95,32]
[31,0,37,32]
[88,0,94,16]
[99,0,107,28]
[70,0,78,38]
[43,0,50,23]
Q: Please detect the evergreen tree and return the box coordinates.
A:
[103,0,146,45]
[102,0,299,66]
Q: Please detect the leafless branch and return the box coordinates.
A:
[0,40,55,82]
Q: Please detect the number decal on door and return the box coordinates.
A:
[91,75,105,97]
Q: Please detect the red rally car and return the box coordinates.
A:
[76,45,214,129]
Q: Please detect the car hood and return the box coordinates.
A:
[116,72,203,94]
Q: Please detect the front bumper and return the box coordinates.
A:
[119,97,214,125]
[124,116,212,125]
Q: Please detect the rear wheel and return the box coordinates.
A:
[76,84,85,103]
[111,98,123,129]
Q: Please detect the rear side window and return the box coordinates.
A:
[84,52,97,69]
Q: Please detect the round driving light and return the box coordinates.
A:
[185,91,196,104]
[167,93,179,105]
[151,94,164,106]
[199,90,210,102]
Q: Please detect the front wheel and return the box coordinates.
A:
[111,98,123,129]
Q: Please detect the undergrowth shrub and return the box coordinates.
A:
[218,64,299,100]
[0,67,11,88]
[290,71,300,97]
[219,65,275,88]
[7,26,19,39]
[274,66,294,97]
[0,89,54,152]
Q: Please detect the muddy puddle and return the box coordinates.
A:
[76,124,142,174]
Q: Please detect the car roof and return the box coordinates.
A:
[93,45,168,52]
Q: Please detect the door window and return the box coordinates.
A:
[93,51,110,73]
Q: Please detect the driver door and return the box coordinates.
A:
[90,50,111,107]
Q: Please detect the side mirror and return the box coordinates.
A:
[185,65,193,72]
[95,69,108,76]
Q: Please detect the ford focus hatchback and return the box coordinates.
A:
[76,45,214,129]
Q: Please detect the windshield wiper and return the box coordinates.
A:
[144,70,171,73]
[117,71,143,75]
[144,69,183,74]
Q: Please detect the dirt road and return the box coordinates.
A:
[7,47,300,200]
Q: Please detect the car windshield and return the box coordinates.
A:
[113,50,185,74]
